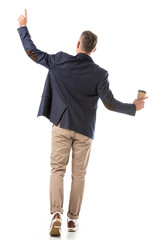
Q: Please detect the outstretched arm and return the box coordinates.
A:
[97,71,147,116]
[17,9,56,69]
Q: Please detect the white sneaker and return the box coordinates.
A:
[49,212,62,236]
[67,217,79,232]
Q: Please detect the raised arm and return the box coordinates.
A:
[97,71,147,116]
[17,9,56,69]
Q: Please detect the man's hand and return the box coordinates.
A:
[18,9,27,27]
[133,96,148,111]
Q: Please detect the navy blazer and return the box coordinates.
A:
[17,26,136,139]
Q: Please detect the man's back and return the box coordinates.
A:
[38,51,107,139]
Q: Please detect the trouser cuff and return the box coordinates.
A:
[50,207,63,214]
[67,212,79,220]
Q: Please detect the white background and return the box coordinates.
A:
[0,0,160,239]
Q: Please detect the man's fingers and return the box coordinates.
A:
[25,8,27,18]
[18,16,23,20]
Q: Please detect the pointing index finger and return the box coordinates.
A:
[25,8,27,18]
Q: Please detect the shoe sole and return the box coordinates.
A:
[49,219,62,236]
[68,228,76,232]
[68,226,78,232]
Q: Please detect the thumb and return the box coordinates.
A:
[143,96,148,100]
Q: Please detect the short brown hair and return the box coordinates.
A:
[80,31,98,54]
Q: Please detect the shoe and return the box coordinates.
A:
[67,217,79,232]
[49,212,62,236]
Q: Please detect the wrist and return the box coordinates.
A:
[19,24,26,27]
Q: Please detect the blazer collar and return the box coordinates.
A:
[76,53,93,62]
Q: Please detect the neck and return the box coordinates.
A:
[77,50,90,56]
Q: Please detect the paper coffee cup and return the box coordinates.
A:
[137,90,146,100]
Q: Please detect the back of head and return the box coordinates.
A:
[80,31,98,54]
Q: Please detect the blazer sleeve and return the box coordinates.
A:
[97,71,136,116]
[17,26,56,69]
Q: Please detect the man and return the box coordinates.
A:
[17,9,147,237]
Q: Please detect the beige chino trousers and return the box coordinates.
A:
[49,124,92,220]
